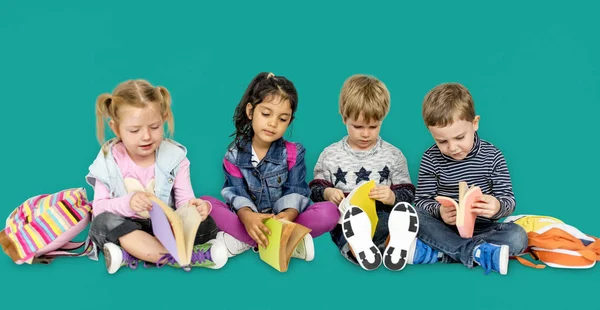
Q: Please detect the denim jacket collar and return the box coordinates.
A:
[235,138,285,168]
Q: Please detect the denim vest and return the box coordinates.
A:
[221,138,311,214]
[85,138,186,209]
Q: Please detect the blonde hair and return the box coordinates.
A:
[339,74,390,122]
[95,79,174,146]
[422,83,475,127]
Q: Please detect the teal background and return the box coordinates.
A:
[1,1,598,309]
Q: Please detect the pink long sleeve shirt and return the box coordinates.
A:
[92,142,209,218]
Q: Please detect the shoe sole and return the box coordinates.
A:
[499,245,509,275]
[103,243,122,275]
[383,202,419,271]
[342,207,381,271]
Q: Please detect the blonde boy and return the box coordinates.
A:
[309,74,419,271]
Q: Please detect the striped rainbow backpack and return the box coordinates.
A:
[0,188,96,264]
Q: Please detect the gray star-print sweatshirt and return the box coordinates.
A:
[309,136,415,210]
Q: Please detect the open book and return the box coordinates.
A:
[435,181,482,238]
[258,218,312,272]
[148,196,202,268]
[338,180,378,238]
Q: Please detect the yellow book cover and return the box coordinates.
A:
[258,218,311,272]
[259,218,284,270]
[339,180,378,238]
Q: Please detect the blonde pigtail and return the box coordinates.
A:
[157,86,174,138]
[95,94,113,146]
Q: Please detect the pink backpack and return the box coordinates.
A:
[0,188,95,264]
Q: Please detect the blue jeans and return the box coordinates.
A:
[331,210,391,265]
[415,207,528,268]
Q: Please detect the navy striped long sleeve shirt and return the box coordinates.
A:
[414,132,516,220]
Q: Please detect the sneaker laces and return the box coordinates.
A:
[122,250,139,269]
[156,253,178,268]
[229,238,251,254]
[191,245,213,265]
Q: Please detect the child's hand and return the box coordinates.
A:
[189,198,210,221]
[440,204,457,225]
[471,195,500,218]
[238,208,273,248]
[274,208,299,222]
[369,186,395,205]
[130,192,153,213]
[324,188,345,205]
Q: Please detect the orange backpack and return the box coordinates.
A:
[504,215,600,269]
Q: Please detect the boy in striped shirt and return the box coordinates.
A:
[411,83,528,275]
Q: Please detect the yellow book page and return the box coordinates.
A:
[258,218,284,271]
[349,180,377,238]
[175,204,202,264]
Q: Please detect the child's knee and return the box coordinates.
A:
[506,223,528,255]
[200,195,229,210]
[201,216,218,231]
[324,202,341,226]
[313,201,340,231]
[195,216,219,243]
[89,212,140,248]
[414,206,439,226]
[415,206,430,219]
[90,212,126,234]
[89,212,122,249]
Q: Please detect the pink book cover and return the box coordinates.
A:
[458,187,481,238]
[435,185,481,238]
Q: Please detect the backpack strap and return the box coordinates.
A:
[284,141,297,171]
[32,237,95,264]
[529,228,595,256]
[57,241,87,251]
[587,237,600,261]
[515,254,546,269]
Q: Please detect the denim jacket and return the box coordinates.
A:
[221,138,311,214]
[85,138,186,210]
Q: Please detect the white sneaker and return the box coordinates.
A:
[292,233,315,261]
[196,239,228,269]
[103,242,140,274]
[215,231,251,257]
